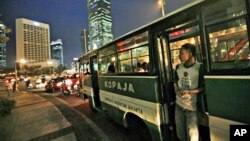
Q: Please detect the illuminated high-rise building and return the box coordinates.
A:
[87,0,113,50]
[16,18,50,67]
[51,39,64,65]
[0,22,7,69]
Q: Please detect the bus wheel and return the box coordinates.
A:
[127,116,152,141]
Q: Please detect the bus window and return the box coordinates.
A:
[118,46,149,73]
[207,18,250,70]
[169,25,201,70]
[118,50,132,73]
[98,45,116,74]
[117,31,149,73]
[204,0,247,25]
[99,55,116,74]
[132,46,149,72]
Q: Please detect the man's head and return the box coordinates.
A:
[179,43,196,63]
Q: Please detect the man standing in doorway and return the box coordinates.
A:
[174,43,205,141]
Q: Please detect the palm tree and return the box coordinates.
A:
[0,20,11,43]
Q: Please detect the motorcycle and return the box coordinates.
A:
[61,78,72,96]
[61,78,80,96]
[72,83,81,96]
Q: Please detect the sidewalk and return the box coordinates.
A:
[0,91,77,141]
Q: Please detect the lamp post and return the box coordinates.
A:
[15,59,26,78]
[73,58,78,72]
[47,61,54,75]
[158,0,166,16]
[15,62,17,79]
[20,59,27,77]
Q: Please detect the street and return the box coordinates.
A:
[0,83,130,141]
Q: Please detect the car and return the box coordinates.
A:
[45,77,64,92]
[36,77,47,88]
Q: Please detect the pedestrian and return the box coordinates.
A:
[26,78,30,89]
[5,79,14,96]
[173,43,205,141]
[84,68,90,75]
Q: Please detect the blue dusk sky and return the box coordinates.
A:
[0,0,192,68]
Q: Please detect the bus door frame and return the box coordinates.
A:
[89,54,101,108]
[155,32,176,140]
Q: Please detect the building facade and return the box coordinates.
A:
[87,0,113,50]
[16,18,50,67]
[80,29,90,54]
[0,23,7,69]
[50,39,64,65]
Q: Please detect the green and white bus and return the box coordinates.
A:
[78,0,250,140]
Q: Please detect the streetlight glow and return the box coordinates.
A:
[20,59,26,64]
[158,0,163,5]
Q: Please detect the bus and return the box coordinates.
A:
[78,0,250,140]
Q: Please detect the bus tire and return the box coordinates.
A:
[127,115,152,141]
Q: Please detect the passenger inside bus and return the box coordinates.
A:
[135,62,148,72]
[107,62,115,73]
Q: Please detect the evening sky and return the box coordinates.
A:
[0,0,192,68]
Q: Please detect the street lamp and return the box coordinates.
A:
[158,0,166,16]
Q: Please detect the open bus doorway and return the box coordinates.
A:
[167,25,210,141]
[89,55,101,108]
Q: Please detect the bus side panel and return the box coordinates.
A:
[205,77,250,141]
[83,75,92,97]
[98,76,165,140]
[98,76,160,103]
[102,101,163,141]
[101,102,123,124]
[205,77,250,123]
[145,120,162,141]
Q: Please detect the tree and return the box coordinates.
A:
[56,65,67,74]
[0,20,11,43]
[0,35,9,43]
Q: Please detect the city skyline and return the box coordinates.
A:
[0,0,192,68]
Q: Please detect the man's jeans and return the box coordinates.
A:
[175,104,199,141]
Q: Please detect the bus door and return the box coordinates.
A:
[155,32,176,141]
[156,23,210,140]
[89,55,101,108]
[167,24,210,140]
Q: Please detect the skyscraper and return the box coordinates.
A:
[16,18,50,67]
[80,29,90,54]
[87,0,113,50]
[51,39,64,65]
[0,22,7,69]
